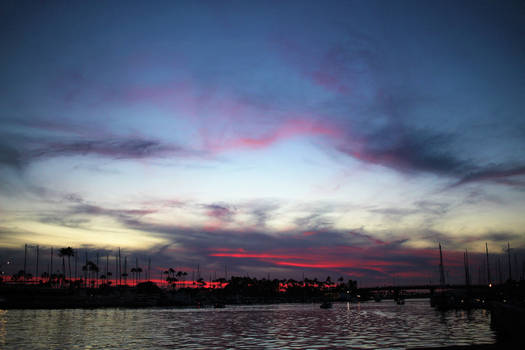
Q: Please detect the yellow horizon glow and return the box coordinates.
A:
[0,218,167,250]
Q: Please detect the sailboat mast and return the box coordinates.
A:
[439,243,446,286]
[464,249,470,286]
[507,242,512,281]
[485,242,491,285]
[23,244,27,281]
[148,258,151,281]
[50,247,53,282]
[36,245,39,282]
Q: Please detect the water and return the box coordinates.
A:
[0,299,495,349]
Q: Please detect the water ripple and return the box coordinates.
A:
[1,299,495,349]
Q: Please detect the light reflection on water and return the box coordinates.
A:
[1,299,495,349]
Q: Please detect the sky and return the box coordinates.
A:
[1,0,525,286]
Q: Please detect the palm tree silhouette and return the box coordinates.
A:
[182,271,188,287]
[58,248,67,285]
[58,247,75,284]
[82,264,88,287]
[131,267,138,285]
[176,271,184,289]
[325,276,332,289]
[131,267,136,284]
[136,267,143,284]
[82,261,99,287]
[163,270,169,286]
[90,262,99,287]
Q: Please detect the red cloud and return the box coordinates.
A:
[209,246,416,277]
[275,261,347,269]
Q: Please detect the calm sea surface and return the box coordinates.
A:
[0,299,495,349]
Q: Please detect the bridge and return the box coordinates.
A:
[358,284,490,293]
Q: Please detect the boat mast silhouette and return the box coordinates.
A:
[439,243,446,286]
[485,242,491,285]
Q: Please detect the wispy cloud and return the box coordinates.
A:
[203,203,234,218]
[30,138,185,160]
[337,128,469,175]
[273,32,525,189]
[452,165,525,187]
[0,127,197,170]
[0,141,23,169]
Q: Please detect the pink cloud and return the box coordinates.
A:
[208,118,340,153]
[52,65,346,156]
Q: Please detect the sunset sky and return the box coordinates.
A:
[1,0,525,285]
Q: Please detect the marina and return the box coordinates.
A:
[0,300,496,349]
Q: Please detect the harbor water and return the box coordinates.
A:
[0,299,495,349]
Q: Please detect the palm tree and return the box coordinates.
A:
[58,248,67,285]
[82,264,88,287]
[82,261,99,287]
[131,267,137,285]
[167,276,178,288]
[58,247,75,283]
[163,270,169,286]
[93,264,99,287]
[89,261,99,287]
[176,271,183,289]
[288,278,298,287]
[182,271,188,287]
[136,267,143,284]
[304,277,312,288]
[66,247,74,281]
[123,256,128,285]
